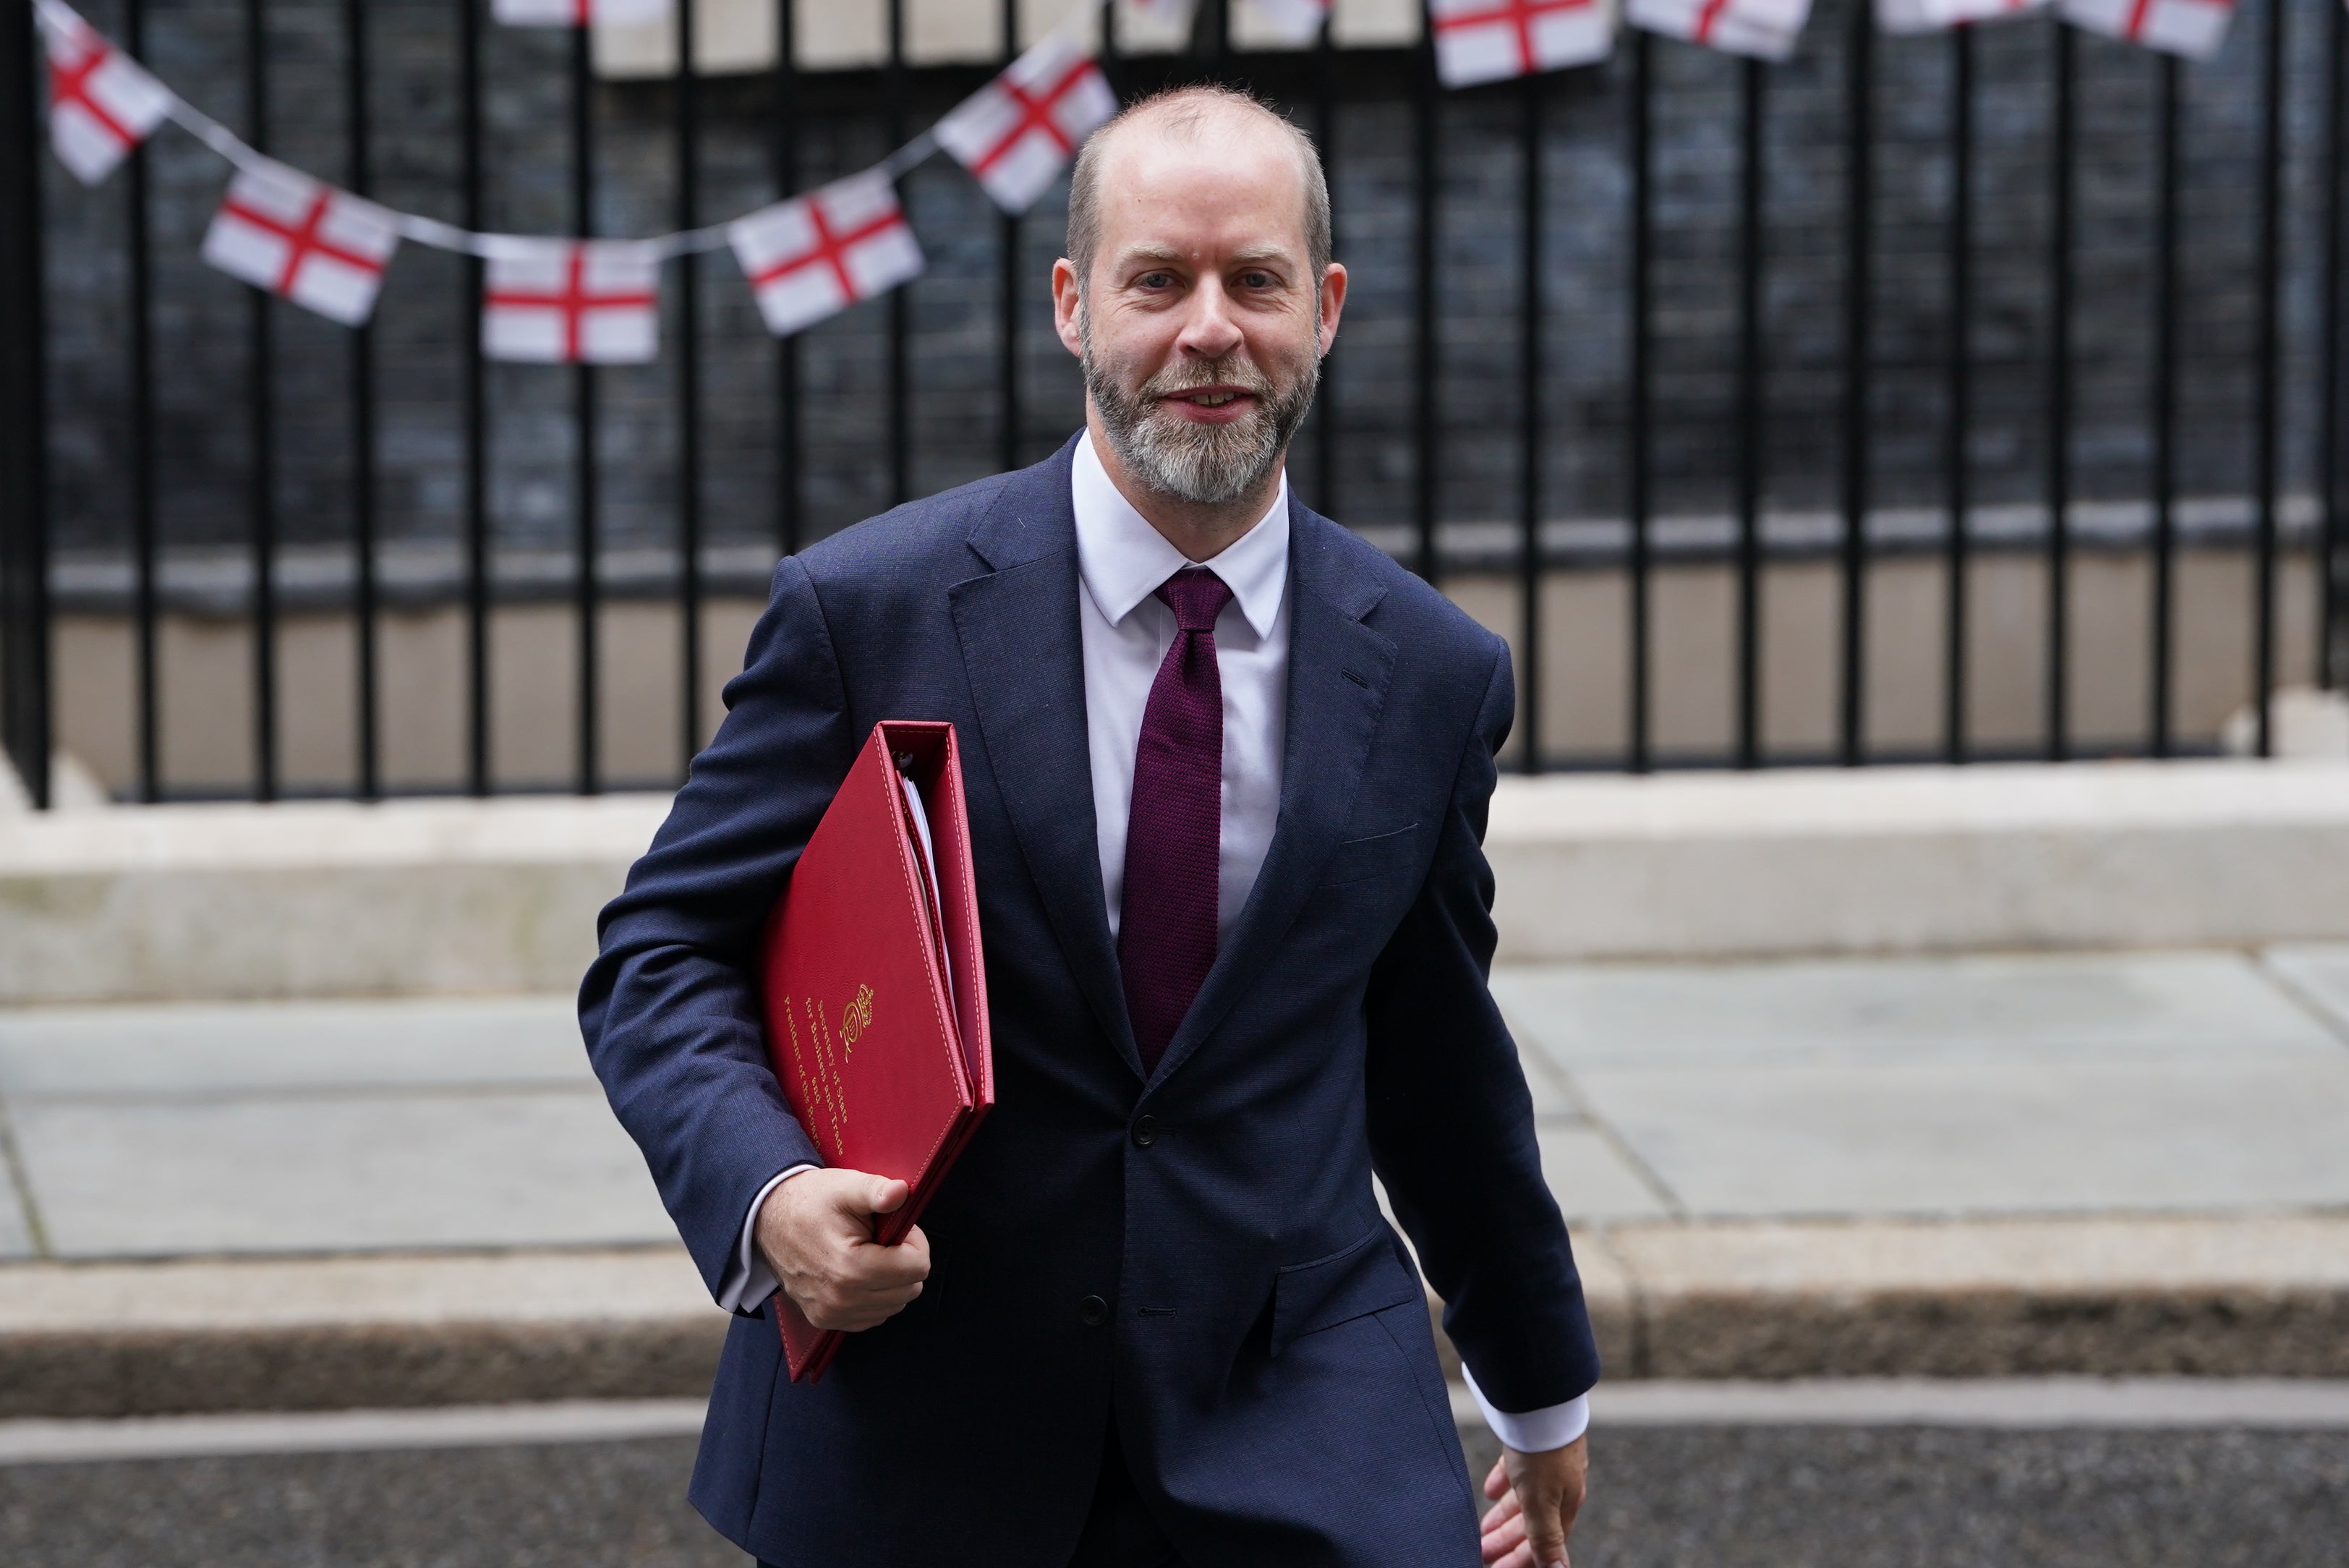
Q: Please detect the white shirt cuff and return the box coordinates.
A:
[715,1164,817,1315]
[1462,1365,1592,1454]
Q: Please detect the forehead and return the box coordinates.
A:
[1090,112,1310,265]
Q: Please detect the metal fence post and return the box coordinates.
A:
[0,0,51,809]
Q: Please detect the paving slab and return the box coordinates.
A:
[2259,943,2349,1037]
[1493,952,2342,1070]
[11,1091,675,1258]
[0,996,589,1096]
[0,1162,32,1260]
[1534,1122,1676,1223]
[1574,1055,2349,1219]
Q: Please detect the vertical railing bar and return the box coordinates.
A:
[245,0,277,801]
[571,20,600,794]
[1519,69,1543,775]
[0,0,51,808]
[2150,54,2179,757]
[2045,24,2073,763]
[1101,0,1122,97]
[1310,7,1336,516]
[127,0,158,801]
[462,0,489,795]
[1736,56,1764,770]
[774,0,800,556]
[348,0,378,800]
[676,0,702,774]
[1840,5,1871,767]
[1628,31,1653,775]
[1944,25,1971,764]
[999,0,1020,476]
[2251,0,2285,757]
[2325,0,2347,690]
[886,0,908,509]
[1412,21,1437,582]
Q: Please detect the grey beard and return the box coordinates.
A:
[1082,331,1320,508]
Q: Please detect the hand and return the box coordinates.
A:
[754,1168,932,1332]
[1479,1436,1588,1568]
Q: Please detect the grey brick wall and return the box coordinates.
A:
[36,0,2344,575]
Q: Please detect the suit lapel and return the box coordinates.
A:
[949,440,1145,1079]
[1148,500,1396,1090]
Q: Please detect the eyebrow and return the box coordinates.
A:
[1112,242,1301,273]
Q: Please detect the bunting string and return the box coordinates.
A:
[35,0,2245,365]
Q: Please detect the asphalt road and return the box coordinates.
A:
[5,1426,2345,1567]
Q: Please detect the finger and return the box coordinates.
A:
[1479,1510,1527,1561]
[865,1176,911,1215]
[1478,1488,1522,1533]
[845,1243,931,1292]
[1522,1495,1569,1568]
[1483,1456,1511,1501]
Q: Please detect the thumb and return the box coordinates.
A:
[865,1176,911,1216]
[1525,1497,1569,1568]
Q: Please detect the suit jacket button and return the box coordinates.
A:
[1079,1295,1109,1326]
[1132,1115,1157,1149]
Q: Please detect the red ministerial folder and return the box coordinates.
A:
[757,720,994,1383]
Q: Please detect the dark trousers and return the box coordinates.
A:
[757,1421,1176,1568]
[1067,1420,1179,1568]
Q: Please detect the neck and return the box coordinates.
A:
[1084,412,1284,565]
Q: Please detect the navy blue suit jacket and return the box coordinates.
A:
[580,438,1600,1567]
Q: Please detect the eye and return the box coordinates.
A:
[1136,270,1176,290]
[1239,270,1274,289]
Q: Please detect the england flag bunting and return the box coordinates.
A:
[1247,0,1333,46]
[482,239,662,364]
[934,32,1117,215]
[729,171,924,339]
[1429,0,1613,88]
[490,0,670,27]
[2058,0,2232,59]
[1626,0,1812,61]
[35,1,172,187]
[201,158,401,327]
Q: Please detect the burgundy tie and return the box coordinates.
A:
[1119,566,1235,1075]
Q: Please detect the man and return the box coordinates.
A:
[581,86,1599,1568]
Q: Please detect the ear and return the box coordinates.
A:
[1052,257,1086,361]
[1315,263,1349,357]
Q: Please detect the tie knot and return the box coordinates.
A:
[1156,567,1233,634]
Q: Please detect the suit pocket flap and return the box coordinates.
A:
[1271,1227,1421,1356]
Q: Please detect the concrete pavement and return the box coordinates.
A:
[4,947,2348,1415]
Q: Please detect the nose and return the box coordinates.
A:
[1175,273,1244,362]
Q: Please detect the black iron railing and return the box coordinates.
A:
[1,0,2345,807]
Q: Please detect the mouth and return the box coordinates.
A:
[1158,385,1259,423]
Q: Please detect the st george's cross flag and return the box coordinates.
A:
[1626,0,1811,61]
[729,171,924,338]
[35,1,172,187]
[2059,0,2233,59]
[934,32,1117,215]
[1429,0,1613,88]
[491,0,670,27]
[481,239,661,364]
[200,158,401,326]
[1247,0,1333,46]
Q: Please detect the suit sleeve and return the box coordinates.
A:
[578,555,860,1300]
[1363,643,1602,1413]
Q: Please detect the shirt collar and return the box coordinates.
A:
[1071,427,1289,640]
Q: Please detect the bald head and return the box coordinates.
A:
[1065,85,1331,299]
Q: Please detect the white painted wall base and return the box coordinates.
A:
[1490,760,2349,962]
[4,761,2348,1003]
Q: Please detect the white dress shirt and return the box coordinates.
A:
[717,430,1587,1452]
